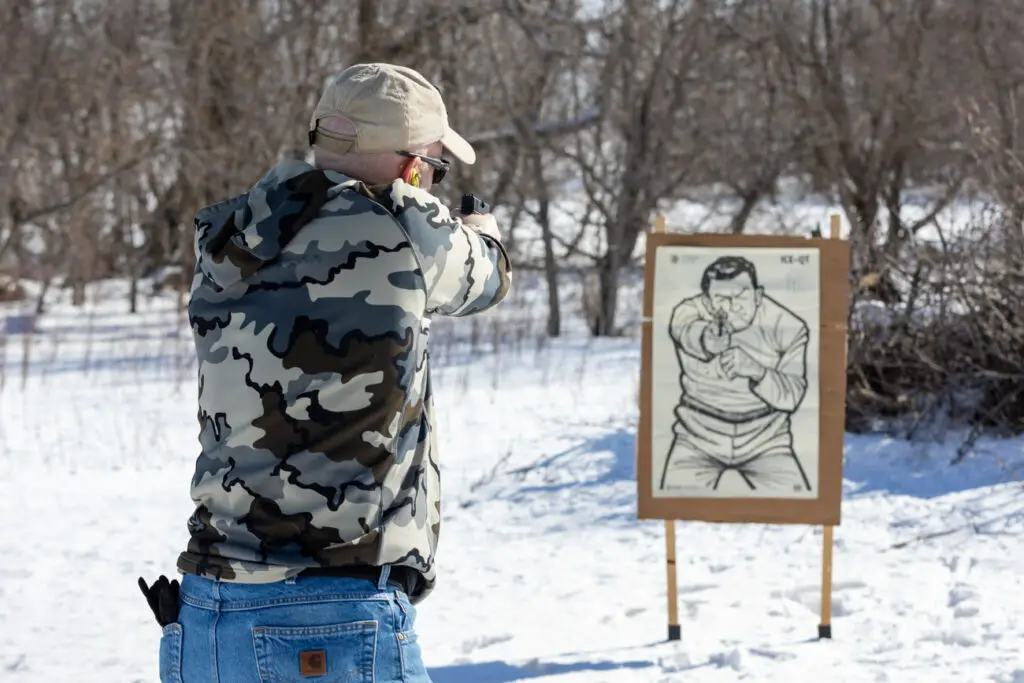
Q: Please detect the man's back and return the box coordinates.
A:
[177,158,510,603]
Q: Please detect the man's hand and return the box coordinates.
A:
[700,320,732,356]
[455,211,502,242]
[720,347,766,381]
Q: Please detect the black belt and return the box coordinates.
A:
[298,564,419,597]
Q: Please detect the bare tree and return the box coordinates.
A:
[767,0,970,302]
[477,1,594,336]
[564,0,718,335]
[697,1,805,234]
[959,0,1024,236]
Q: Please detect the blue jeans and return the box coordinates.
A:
[160,568,431,682]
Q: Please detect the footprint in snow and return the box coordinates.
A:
[459,633,513,654]
[770,580,868,617]
[1006,669,1024,683]
[708,648,744,671]
[948,583,981,618]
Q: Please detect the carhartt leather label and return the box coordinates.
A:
[299,650,327,676]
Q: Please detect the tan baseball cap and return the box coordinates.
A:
[309,63,475,165]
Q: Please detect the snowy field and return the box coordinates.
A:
[1,281,1023,683]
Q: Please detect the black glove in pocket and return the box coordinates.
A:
[138,575,180,627]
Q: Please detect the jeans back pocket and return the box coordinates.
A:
[158,623,184,683]
[252,620,378,683]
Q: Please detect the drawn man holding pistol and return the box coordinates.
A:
[659,255,813,494]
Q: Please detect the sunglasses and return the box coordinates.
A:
[397,150,450,184]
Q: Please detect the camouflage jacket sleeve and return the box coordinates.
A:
[379,180,512,317]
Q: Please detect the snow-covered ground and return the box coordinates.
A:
[1,283,1023,683]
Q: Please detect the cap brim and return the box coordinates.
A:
[441,127,476,165]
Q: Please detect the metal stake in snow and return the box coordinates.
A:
[635,212,851,644]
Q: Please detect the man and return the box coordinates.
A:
[140,63,511,683]
[659,256,811,494]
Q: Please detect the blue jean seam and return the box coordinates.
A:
[180,592,392,611]
[210,580,221,683]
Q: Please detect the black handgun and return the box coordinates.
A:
[714,308,728,336]
[460,193,490,216]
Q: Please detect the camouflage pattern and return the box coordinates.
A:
[176,158,511,604]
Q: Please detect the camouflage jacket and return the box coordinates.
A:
[177,159,511,603]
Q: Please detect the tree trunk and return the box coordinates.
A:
[540,206,561,337]
[592,252,621,337]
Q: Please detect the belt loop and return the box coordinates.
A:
[376,565,391,590]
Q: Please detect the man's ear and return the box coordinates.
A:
[700,292,713,310]
[400,157,419,185]
[754,287,764,306]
